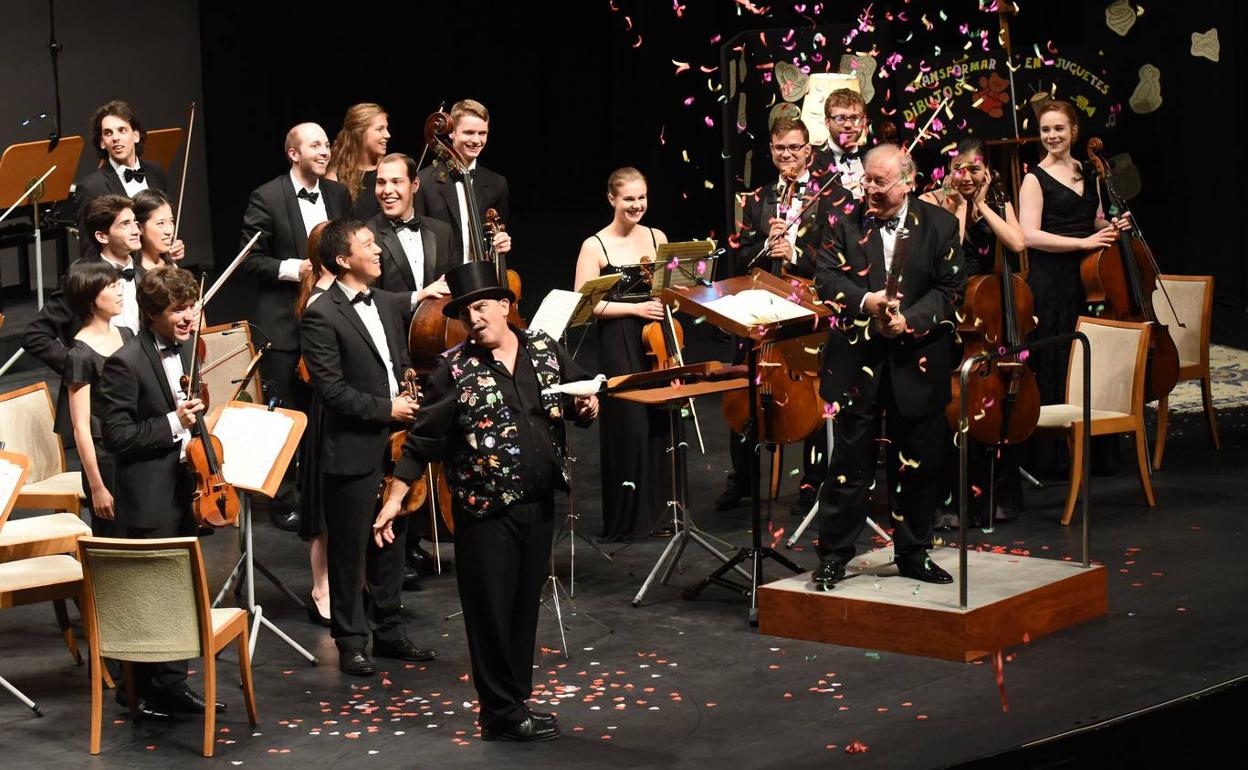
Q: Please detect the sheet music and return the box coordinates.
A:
[0,458,23,512]
[529,290,584,339]
[211,407,295,490]
[704,289,814,325]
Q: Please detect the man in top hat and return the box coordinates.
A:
[376,260,599,742]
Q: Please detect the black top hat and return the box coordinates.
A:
[442,260,516,318]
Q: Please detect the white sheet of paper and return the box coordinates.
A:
[704,289,814,325]
[542,374,607,397]
[211,407,295,491]
[0,458,23,512]
[529,289,584,339]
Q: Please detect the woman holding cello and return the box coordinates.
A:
[572,167,672,542]
[922,138,1027,525]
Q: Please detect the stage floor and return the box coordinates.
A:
[2,353,1246,768]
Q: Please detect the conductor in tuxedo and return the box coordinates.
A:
[95,266,224,719]
[718,116,854,514]
[299,219,436,677]
[75,100,168,256]
[412,99,513,265]
[239,123,350,529]
[811,144,965,589]
[368,152,453,322]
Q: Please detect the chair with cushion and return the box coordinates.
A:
[1151,274,1218,470]
[79,536,257,757]
[0,382,86,515]
[1034,317,1155,525]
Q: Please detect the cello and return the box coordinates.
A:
[945,184,1041,445]
[1080,137,1181,402]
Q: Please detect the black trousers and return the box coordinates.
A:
[121,501,195,697]
[258,348,306,509]
[322,470,408,651]
[816,369,946,565]
[455,495,554,728]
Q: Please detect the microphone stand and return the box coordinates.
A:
[46,0,63,151]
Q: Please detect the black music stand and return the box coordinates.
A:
[669,270,832,624]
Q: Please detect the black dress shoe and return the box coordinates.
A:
[268,508,300,532]
[402,563,422,592]
[811,558,846,591]
[789,488,818,517]
[406,543,439,576]
[116,693,175,722]
[481,716,561,742]
[306,594,331,627]
[714,480,751,511]
[339,649,376,676]
[160,687,226,714]
[526,706,557,725]
[933,512,960,532]
[895,555,954,584]
[372,637,437,662]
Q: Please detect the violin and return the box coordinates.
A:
[379,369,429,515]
[181,280,241,528]
[484,208,525,327]
[642,298,705,453]
[945,185,1041,445]
[1079,137,1180,401]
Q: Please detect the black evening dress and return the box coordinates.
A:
[352,169,381,221]
[61,328,134,536]
[1024,165,1098,405]
[593,230,672,542]
[298,286,329,540]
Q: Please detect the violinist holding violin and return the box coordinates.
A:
[96,266,226,719]
[572,167,671,542]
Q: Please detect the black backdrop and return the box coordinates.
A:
[199,1,1246,329]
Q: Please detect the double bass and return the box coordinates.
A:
[945,184,1041,445]
[1079,137,1181,402]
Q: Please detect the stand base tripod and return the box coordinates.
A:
[681,545,803,624]
[541,573,612,661]
[212,495,317,664]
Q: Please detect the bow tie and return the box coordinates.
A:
[297,187,319,205]
[159,342,182,357]
[350,291,374,306]
[838,151,860,164]
[392,217,419,232]
[876,215,901,233]
[116,265,136,281]
[123,167,146,183]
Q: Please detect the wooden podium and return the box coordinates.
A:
[661,269,833,624]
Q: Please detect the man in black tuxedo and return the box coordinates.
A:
[95,266,223,719]
[300,219,435,677]
[368,152,453,321]
[810,89,868,201]
[811,144,965,589]
[75,101,168,256]
[719,116,855,514]
[412,99,513,266]
[239,122,350,529]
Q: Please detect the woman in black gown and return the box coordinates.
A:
[60,260,133,536]
[922,137,1026,525]
[326,102,390,221]
[573,167,672,542]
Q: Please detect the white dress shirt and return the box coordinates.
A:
[156,336,192,461]
[829,142,865,200]
[278,170,329,282]
[454,159,477,263]
[394,218,426,292]
[774,171,811,263]
[100,253,140,333]
[879,197,909,276]
[337,281,399,398]
[110,157,150,198]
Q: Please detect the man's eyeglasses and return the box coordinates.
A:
[827,114,865,126]
[862,176,903,194]
[770,142,809,155]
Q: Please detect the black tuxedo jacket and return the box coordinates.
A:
[367,212,454,297]
[300,284,412,476]
[75,159,169,256]
[97,327,194,530]
[814,196,965,419]
[239,173,351,351]
[412,160,510,265]
[736,176,853,279]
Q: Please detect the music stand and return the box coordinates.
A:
[606,363,754,606]
[650,241,717,295]
[669,269,832,624]
[206,401,314,664]
[0,137,82,305]
[140,127,184,175]
[0,450,40,715]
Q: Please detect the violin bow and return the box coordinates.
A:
[201,231,261,309]
[173,101,196,241]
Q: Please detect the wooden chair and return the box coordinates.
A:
[79,537,258,757]
[1151,275,1218,470]
[201,321,263,404]
[1034,317,1155,525]
[0,382,86,515]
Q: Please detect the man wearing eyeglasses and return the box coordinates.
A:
[716,116,853,513]
[812,89,869,200]
[810,144,965,589]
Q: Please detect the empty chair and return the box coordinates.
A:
[1151,275,1218,469]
